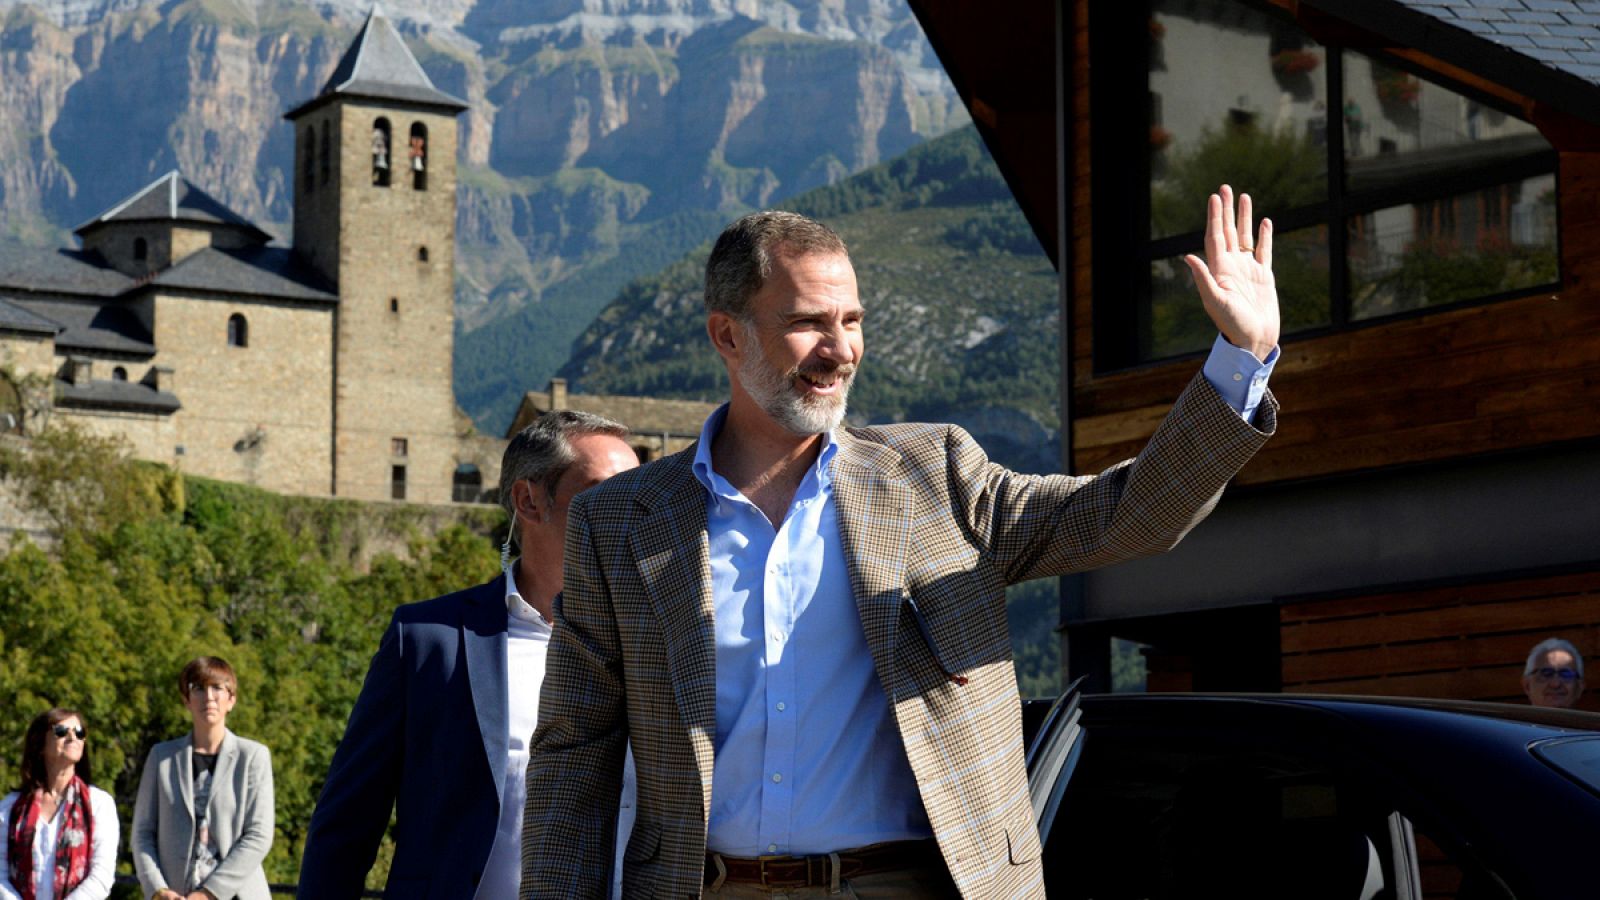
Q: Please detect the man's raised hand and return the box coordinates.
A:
[1182,184,1280,362]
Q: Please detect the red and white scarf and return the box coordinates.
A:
[6,777,94,900]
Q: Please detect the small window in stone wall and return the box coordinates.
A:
[391,464,407,501]
[228,313,248,348]
[410,122,427,190]
[373,118,392,187]
[390,297,399,313]
[392,437,408,457]
[112,366,128,381]
[418,246,429,262]
[133,238,147,262]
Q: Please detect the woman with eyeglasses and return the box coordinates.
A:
[132,657,274,900]
[0,708,119,900]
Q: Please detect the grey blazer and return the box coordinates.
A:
[132,730,274,900]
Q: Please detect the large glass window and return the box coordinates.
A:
[1093,0,1559,369]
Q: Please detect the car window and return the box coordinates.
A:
[1041,731,1396,900]
[1532,736,1600,797]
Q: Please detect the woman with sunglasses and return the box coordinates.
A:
[132,657,273,900]
[0,708,119,900]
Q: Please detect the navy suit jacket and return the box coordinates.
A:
[299,576,510,899]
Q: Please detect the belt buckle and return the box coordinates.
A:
[757,853,806,889]
[756,853,782,888]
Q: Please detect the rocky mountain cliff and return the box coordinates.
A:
[0,0,965,428]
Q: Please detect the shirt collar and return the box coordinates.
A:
[503,562,551,628]
[690,404,838,502]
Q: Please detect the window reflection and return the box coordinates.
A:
[1149,0,1327,239]
[1147,226,1330,360]
[1343,56,1548,193]
[1348,175,1558,320]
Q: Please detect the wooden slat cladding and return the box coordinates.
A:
[1068,0,1600,484]
[1278,569,1600,707]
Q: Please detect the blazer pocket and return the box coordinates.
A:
[622,822,662,864]
[1004,809,1043,865]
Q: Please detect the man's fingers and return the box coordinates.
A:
[1220,184,1238,251]
[1238,192,1254,252]
[1258,218,1273,269]
[1205,193,1227,265]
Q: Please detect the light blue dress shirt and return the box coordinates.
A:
[693,336,1274,857]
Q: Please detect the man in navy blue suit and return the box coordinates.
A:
[298,411,640,899]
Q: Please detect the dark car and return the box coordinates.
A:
[1023,693,1600,900]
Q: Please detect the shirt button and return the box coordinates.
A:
[772,773,783,783]
[768,844,778,853]
[776,702,786,711]
[1232,372,1244,382]
[773,633,784,643]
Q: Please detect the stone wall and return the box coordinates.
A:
[151,291,335,496]
[293,108,344,286]
[55,405,177,462]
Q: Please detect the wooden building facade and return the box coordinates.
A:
[911,0,1600,708]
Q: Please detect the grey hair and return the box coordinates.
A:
[498,410,629,522]
[704,210,848,319]
[1525,637,1584,677]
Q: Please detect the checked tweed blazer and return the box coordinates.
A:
[520,372,1275,899]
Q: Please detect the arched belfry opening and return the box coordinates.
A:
[303,125,316,192]
[320,123,332,186]
[372,118,392,186]
[410,122,428,190]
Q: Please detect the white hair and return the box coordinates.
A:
[1525,637,1584,677]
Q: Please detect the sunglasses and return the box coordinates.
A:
[1533,667,1581,682]
[51,725,85,740]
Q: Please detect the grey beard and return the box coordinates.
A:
[737,326,854,436]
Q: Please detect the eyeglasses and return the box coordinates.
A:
[51,725,85,740]
[1533,667,1581,682]
[188,683,234,697]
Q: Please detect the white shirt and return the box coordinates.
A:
[473,564,637,900]
[0,786,119,900]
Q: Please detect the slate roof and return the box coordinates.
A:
[14,299,155,356]
[152,246,338,303]
[0,243,133,298]
[285,5,467,119]
[56,378,180,414]
[0,298,63,336]
[508,385,718,439]
[1315,0,1600,124]
[74,171,271,242]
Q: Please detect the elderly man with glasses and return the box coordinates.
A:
[1521,637,1586,709]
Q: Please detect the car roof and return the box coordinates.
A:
[1075,691,1600,735]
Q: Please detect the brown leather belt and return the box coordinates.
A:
[705,839,942,890]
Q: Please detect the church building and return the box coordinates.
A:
[0,8,487,505]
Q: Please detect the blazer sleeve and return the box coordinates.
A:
[197,743,274,900]
[521,495,629,899]
[62,786,119,900]
[0,793,24,900]
[956,371,1275,584]
[131,747,171,895]
[297,614,407,899]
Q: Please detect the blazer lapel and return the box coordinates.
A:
[831,430,913,693]
[177,739,196,824]
[209,730,240,821]
[627,452,717,789]
[464,575,511,803]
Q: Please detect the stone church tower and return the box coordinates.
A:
[285,6,466,503]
